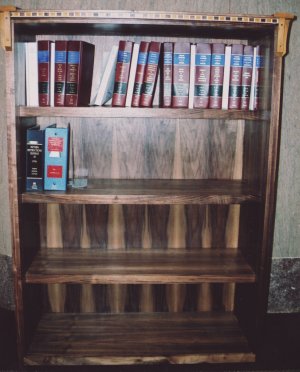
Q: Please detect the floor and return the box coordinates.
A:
[0,308,299,371]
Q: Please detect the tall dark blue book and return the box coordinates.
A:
[25,126,45,191]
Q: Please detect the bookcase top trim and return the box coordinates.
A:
[10,10,280,25]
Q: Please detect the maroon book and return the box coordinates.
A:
[112,40,133,107]
[140,41,161,107]
[54,40,68,106]
[194,43,211,109]
[228,44,244,109]
[241,45,254,110]
[172,42,190,108]
[208,43,225,109]
[160,42,173,108]
[38,40,53,106]
[131,41,150,107]
[65,41,95,107]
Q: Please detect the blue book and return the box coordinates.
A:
[44,125,69,191]
[25,126,44,191]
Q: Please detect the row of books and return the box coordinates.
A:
[25,124,69,191]
[25,39,263,110]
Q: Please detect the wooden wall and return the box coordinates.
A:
[0,0,299,311]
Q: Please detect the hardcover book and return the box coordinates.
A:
[228,44,244,109]
[44,125,69,191]
[25,125,44,191]
[208,43,225,109]
[241,45,254,110]
[126,43,140,107]
[172,42,191,108]
[25,42,39,106]
[65,41,95,107]
[54,40,68,106]
[38,40,53,106]
[140,41,161,107]
[253,45,264,110]
[112,40,134,107]
[221,45,232,110]
[131,41,150,107]
[193,43,211,109]
[91,45,118,106]
[160,42,173,108]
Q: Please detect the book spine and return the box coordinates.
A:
[112,40,133,107]
[77,42,95,106]
[125,43,140,107]
[194,43,211,109]
[65,41,82,107]
[131,41,150,107]
[54,40,68,106]
[160,42,173,108]
[38,40,52,106]
[44,127,69,191]
[254,46,264,110]
[221,45,232,110]
[172,42,190,108]
[228,44,244,109]
[208,43,225,109]
[140,41,161,107]
[26,128,44,191]
[241,45,254,110]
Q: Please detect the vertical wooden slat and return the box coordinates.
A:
[46,204,65,312]
[166,122,186,313]
[107,124,126,313]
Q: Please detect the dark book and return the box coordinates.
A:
[253,45,264,110]
[172,42,190,108]
[54,40,68,107]
[140,41,161,107]
[44,125,69,191]
[194,43,211,109]
[131,41,150,107]
[228,44,244,109]
[160,42,173,108]
[25,125,44,191]
[112,40,134,107]
[241,45,254,110]
[208,43,225,109]
[65,41,95,107]
[38,40,53,106]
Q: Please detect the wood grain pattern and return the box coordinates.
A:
[21,179,260,204]
[24,312,255,365]
[25,248,256,284]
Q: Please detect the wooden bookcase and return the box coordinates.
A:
[1,7,293,366]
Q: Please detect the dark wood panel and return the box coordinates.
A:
[21,179,260,204]
[25,248,256,284]
[24,312,255,365]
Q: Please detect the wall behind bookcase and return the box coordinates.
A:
[0,0,299,312]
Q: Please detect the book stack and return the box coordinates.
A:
[25,39,263,111]
[25,40,95,107]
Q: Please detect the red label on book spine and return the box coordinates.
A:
[132,41,150,107]
[54,40,68,106]
[112,41,133,107]
[228,44,243,109]
[140,41,161,107]
[38,40,52,106]
[161,42,173,108]
[209,43,225,109]
[194,43,211,109]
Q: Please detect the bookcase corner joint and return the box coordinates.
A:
[275,16,294,57]
[0,9,13,51]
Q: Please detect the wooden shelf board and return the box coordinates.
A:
[21,179,261,205]
[17,106,270,120]
[25,248,256,284]
[24,312,255,365]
